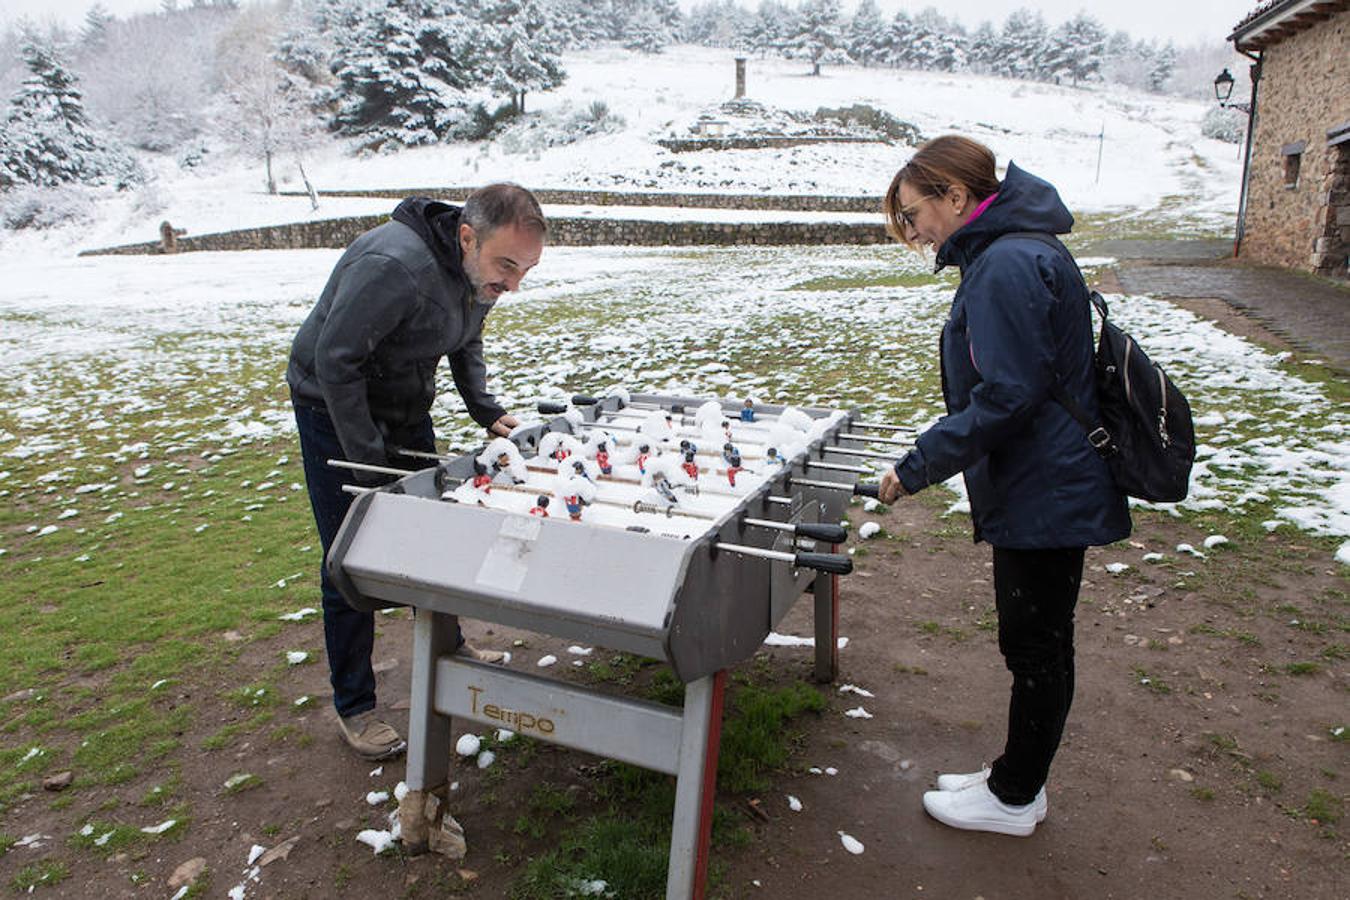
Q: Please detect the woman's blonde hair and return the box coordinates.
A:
[883,135,1001,247]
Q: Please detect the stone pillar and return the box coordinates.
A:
[734,57,746,99]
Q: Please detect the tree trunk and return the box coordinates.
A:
[811,61,821,76]
[264,150,276,195]
[297,155,318,211]
[519,90,526,114]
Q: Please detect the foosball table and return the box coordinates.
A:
[327,391,910,899]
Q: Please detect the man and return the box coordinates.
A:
[288,183,546,760]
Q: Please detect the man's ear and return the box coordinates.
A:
[459,221,475,252]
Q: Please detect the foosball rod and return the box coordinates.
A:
[822,445,903,461]
[449,478,720,522]
[836,432,912,447]
[713,541,852,575]
[791,477,883,500]
[569,421,773,461]
[398,449,751,500]
[571,395,914,437]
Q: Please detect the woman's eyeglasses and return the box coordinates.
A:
[897,189,946,232]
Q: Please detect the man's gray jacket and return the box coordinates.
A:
[287,199,506,477]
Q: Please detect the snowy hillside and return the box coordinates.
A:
[0,45,1239,258]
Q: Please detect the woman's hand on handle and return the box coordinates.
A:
[879,468,908,505]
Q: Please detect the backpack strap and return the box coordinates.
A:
[991,231,1117,457]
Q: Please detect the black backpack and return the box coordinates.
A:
[998,233,1196,503]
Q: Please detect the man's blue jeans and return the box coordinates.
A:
[292,401,456,718]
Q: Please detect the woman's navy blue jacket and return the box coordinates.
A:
[893,162,1131,549]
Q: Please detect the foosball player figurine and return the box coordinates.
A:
[721,442,738,466]
[571,459,592,481]
[765,446,784,468]
[491,451,517,481]
[681,449,699,481]
[721,419,733,440]
[653,472,679,506]
[595,441,612,475]
[529,495,550,517]
[636,442,651,474]
[471,460,493,492]
[740,398,756,422]
[679,438,698,455]
[563,493,588,521]
[726,452,743,487]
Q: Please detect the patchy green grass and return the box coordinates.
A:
[10,859,69,891]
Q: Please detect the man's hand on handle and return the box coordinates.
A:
[488,414,520,438]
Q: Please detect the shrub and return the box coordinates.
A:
[1,184,96,230]
[1201,105,1246,144]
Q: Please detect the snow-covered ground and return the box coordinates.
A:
[0,45,1240,258]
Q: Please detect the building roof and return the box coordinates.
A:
[1229,0,1350,50]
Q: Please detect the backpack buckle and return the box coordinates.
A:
[1087,427,1116,455]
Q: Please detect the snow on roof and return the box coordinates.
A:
[1229,0,1349,49]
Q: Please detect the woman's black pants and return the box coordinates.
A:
[986,546,1086,807]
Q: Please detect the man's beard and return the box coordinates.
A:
[462,250,497,305]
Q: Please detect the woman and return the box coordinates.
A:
[877,136,1130,836]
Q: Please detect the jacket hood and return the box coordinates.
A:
[935,162,1075,271]
[391,197,465,273]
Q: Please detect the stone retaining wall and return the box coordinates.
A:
[281,186,883,214]
[655,136,883,153]
[79,214,889,257]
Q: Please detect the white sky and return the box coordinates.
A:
[3,0,1259,47]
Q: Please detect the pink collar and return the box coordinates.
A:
[966,192,999,224]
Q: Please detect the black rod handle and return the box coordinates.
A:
[795,522,848,544]
[854,483,881,499]
[538,401,568,415]
[795,552,853,576]
[571,394,600,406]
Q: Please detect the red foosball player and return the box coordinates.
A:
[564,494,587,521]
[596,442,612,475]
[471,461,492,493]
[726,452,743,487]
[529,495,550,517]
[721,419,733,441]
[552,446,570,462]
[636,442,651,474]
[681,450,699,481]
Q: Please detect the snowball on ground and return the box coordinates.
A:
[455,734,481,757]
[838,831,865,854]
[858,522,881,539]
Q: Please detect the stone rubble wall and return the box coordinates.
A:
[79,214,890,257]
[280,186,884,214]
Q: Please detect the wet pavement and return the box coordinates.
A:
[1091,239,1350,375]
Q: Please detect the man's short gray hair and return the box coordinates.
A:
[461,183,547,241]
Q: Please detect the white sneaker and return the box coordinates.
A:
[922,781,1040,837]
[935,766,1047,822]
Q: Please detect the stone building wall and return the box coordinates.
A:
[1241,8,1350,276]
[79,215,889,257]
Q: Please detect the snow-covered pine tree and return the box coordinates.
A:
[846,0,884,67]
[998,8,1050,81]
[787,0,849,76]
[329,0,477,149]
[478,0,565,113]
[683,0,751,49]
[1047,12,1106,85]
[966,21,999,74]
[1,33,140,190]
[744,0,792,59]
[81,4,114,50]
[877,11,913,69]
[1148,40,1176,92]
[624,8,669,53]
